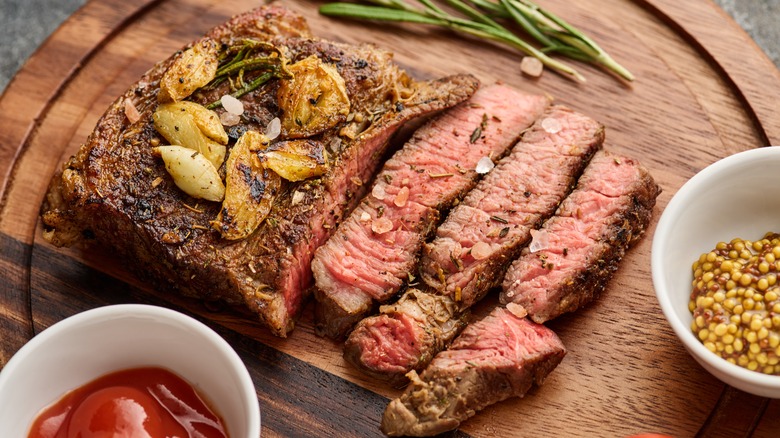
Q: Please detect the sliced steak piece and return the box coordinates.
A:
[381,307,566,437]
[344,289,466,384]
[500,150,662,323]
[344,106,603,381]
[312,84,550,338]
[421,105,604,306]
[40,4,479,337]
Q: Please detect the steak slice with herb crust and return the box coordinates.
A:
[311,84,550,339]
[344,106,603,382]
[40,4,479,336]
[381,307,566,437]
[500,150,662,322]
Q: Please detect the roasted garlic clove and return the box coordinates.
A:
[180,100,229,145]
[159,39,219,103]
[261,139,329,182]
[277,55,350,138]
[153,102,227,169]
[152,145,225,202]
[155,100,229,144]
[211,131,280,240]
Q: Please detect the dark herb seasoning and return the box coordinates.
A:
[469,113,489,143]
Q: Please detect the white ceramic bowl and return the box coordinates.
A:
[652,146,780,398]
[0,304,260,436]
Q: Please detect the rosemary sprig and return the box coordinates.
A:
[319,0,633,82]
[490,0,634,81]
[202,39,293,109]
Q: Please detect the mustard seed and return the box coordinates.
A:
[690,233,780,375]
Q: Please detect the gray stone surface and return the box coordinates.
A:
[715,0,780,67]
[1,0,87,92]
[0,0,778,94]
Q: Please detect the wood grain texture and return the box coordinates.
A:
[2,0,780,436]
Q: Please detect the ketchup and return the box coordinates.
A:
[27,367,229,438]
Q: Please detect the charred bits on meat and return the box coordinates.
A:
[134,199,154,221]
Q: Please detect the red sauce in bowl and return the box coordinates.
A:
[27,367,229,438]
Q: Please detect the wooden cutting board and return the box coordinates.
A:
[3,0,780,436]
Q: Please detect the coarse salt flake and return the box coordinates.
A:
[541,117,562,134]
[471,241,492,260]
[360,211,371,222]
[265,117,281,140]
[529,229,550,253]
[221,94,244,115]
[220,111,241,127]
[372,183,387,200]
[123,98,141,124]
[394,186,410,207]
[291,190,305,205]
[506,302,528,318]
[520,56,544,78]
[371,217,394,234]
[475,156,495,174]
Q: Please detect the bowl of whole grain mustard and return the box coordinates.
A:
[652,146,780,398]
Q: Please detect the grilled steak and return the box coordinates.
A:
[312,84,549,338]
[500,150,662,322]
[381,307,566,437]
[344,106,603,382]
[40,5,479,336]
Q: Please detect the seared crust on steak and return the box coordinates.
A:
[500,150,662,322]
[40,4,479,336]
